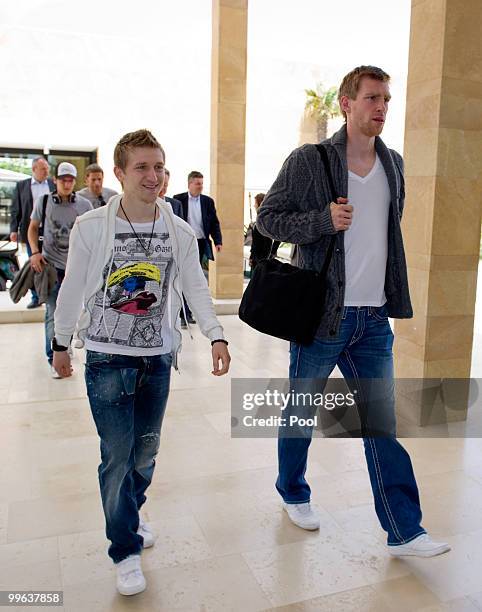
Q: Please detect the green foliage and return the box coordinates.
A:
[304,83,341,121]
[0,159,32,175]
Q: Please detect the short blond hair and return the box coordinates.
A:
[114,129,165,170]
[338,66,390,121]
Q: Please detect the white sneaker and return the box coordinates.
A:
[137,518,154,548]
[388,533,451,558]
[116,554,146,596]
[283,502,320,530]
[50,365,61,379]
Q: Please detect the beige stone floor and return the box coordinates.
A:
[1,316,482,612]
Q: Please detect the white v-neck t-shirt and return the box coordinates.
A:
[343,154,390,307]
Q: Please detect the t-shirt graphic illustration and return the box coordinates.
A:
[31,194,92,270]
[85,218,173,355]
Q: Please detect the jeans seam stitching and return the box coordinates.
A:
[343,348,406,544]
[371,306,388,322]
[294,344,302,377]
[388,529,426,547]
[348,309,364,346]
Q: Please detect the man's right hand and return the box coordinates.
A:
[52,351,73,378]
[30,252,47,273]
[9,232,18,243]
[330,197,353,231]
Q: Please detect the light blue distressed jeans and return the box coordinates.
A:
[85,351,172,563]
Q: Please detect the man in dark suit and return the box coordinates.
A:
[159,169,184,219]
[174,171,223,327]
[174,170,222,263]
[10,157,55,308]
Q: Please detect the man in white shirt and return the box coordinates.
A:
[10,157,55,308]
[257,65,450,559]
[52,129,230,596]
[174,171,222,262]
[174,171,223,326]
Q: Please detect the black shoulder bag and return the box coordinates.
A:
[238,144,338,345]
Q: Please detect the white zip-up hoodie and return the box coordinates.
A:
[54,195,224,369]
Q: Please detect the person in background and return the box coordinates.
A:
[249,193,280,270]
[28,162,92,377]
[10,157,55,308]
[174,171,223,327]
[158,169,183,218]
[78,163,118,208]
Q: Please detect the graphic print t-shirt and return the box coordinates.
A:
[31,194,92,270]
[84,216,173,356]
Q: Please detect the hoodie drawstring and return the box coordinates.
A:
[102,251,115,341]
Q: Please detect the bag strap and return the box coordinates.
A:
[38,193,49,252]
[315,144,338,277]
[40,193,48,231]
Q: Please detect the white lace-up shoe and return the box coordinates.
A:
[283,502,320,530]
[388,533,451,558]
[116,554,146,596]
[137,518,154,548]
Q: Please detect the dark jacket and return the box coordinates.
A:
[10,259,57,304]
[250,223,280,268]
[256,124,412,339]
[10,178,55,242]
[173,192,222,260]
[165,196,184,219]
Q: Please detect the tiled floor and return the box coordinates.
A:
[1,316,482,611]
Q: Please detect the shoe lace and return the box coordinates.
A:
[294,503,312,515]
[121,566,143,581]
[119,557,142,580]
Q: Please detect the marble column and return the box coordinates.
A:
[208,0,248,298]
[394,0,482,425]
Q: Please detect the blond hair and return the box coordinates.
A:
[114,129,165,170]
[338,66,390,121]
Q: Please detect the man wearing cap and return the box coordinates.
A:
[78,163,118,209]
[28,162,92,377]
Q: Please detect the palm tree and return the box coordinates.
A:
[304,83,341,141]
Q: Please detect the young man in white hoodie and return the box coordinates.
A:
[52,129,231,596]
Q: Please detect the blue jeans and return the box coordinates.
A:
[277,305,426,546]
[85,351,172,563]
[45,268,65,364]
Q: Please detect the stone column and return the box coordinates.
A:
[209,0,248,298]
[394,0,482,425]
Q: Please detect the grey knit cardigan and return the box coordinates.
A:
[256,124,413,339]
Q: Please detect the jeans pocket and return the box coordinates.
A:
[85,364,138,412]
[85,350,112,366]
[158,352,173,369]
[371,305,389,322]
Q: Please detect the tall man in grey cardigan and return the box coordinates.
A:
[257,65,450,558]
